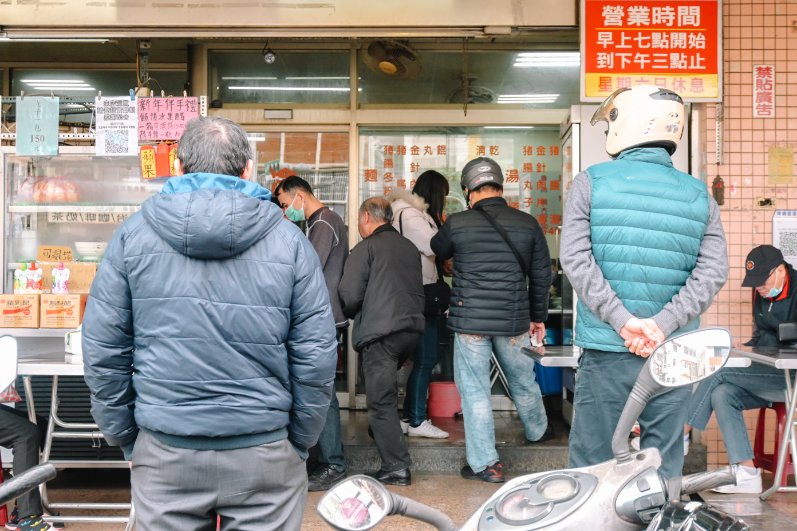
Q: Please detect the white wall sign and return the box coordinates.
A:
[773,210,797,268]
[95,96,138,156]
[753,64,775,118]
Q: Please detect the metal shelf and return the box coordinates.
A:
[9,204,141,214]
[0,328,68,338]
[8,262,99,269]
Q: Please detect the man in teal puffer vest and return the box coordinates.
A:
[561,85,728,478]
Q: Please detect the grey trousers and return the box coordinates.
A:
[0,404,44,519]
[568,349,690,479]
[131,431,308,531]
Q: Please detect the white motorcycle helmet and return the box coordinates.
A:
[591,85,685,157]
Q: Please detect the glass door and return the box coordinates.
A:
[250,130,351,398]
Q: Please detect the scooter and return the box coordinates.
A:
[0,462,56,506]
[316,328,752,530]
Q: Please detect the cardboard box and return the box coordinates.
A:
[39,262,97,294]
[0,295,40,328]
[40,294,88,329]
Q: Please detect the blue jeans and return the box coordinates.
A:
[686,363,791,463]
[315,391,346,470]
[403,315,440,426]
[454,332,548,473]
[314,329,346,471]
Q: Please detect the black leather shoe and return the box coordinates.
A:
[527,423,555,444]
[308,464,347,491]
[366,467,411,486]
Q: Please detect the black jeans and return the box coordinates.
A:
[361,331,420,472]
[0,404,44,518]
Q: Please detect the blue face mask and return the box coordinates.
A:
[285,195,305,223]
[767,270,784,299]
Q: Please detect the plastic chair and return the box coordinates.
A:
[0,336,17,526]
[753,402,795,486]
[0,462,8,525]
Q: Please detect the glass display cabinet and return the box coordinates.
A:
[1,146,160,335]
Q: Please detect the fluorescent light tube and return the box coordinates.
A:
[514,52,580,67]
[284,76,350,80]
[221,76,278,80]
[228,86,350,92]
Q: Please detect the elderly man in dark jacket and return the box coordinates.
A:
[339,196,424,486]
[82,116,337,531]
[431,157,552,484]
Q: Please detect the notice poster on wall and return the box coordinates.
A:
[753,65,775,118]
[137,97,200,141]
[95,96,138,156]
[773,210,797,269]
[16,96,59,156]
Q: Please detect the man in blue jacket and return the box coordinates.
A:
[561,85,728,479]
[82,116,337,531]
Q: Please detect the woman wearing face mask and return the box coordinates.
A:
[683,245,797,494]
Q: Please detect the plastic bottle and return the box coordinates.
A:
[27,261,43,293]
[52,262,70,294]
[16,263,29,294]
[13,264,24,294]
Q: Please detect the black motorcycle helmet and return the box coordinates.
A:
[460,157,504,193]
[460,157,504,207]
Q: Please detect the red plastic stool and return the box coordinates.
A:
[0,458,8,525]
[753,402,795,486]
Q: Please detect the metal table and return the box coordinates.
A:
[522,345,752,368]
[18,352,134,529]
[730,346,797,500]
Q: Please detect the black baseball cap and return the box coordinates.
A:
[742,245,785,287]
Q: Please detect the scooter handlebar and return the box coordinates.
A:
[680,466,736,496]
[391,493,458,531]
[0,462,57,506]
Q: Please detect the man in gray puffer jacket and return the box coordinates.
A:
[82,116,337,531]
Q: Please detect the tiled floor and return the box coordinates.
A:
[32,470,797,530]
[9,408,797,529]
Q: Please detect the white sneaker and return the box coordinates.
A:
[407,419,449,439]
[712,464,763,494]
[400,419,409,435]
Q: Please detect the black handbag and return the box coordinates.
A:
[423,266,451,316]
[398,209,451,316]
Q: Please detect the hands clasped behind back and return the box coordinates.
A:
[620,317,665,357]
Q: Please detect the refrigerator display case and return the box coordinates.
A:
[1,146,160,335]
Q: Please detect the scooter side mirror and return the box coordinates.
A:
[317,475,392,530]
[612,328,732,464]
[648,328,732,387]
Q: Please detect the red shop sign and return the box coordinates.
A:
[581,0,721,101]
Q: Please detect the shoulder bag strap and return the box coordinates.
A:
[398,209,404,235]
[474,206,528,277]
